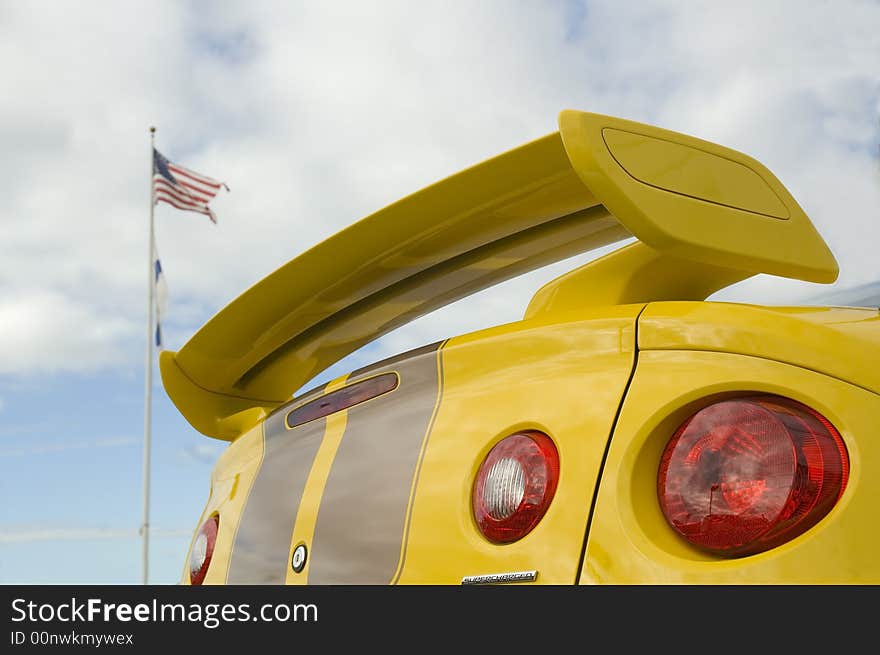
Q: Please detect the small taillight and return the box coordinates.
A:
[473,431,559,544]
[658,395,848,557]
[189,514,219,585]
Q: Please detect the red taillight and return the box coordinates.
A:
[658,396,848,557]
[473,431,559,544]
[189,514,219,585]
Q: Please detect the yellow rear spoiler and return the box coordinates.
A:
[161,110,837,440]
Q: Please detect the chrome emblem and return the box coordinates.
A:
[291,544,308,573]
[461,570,538,585]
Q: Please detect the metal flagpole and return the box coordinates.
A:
[141,126,156,585]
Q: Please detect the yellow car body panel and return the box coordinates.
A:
[640,302,880,394]
[395,306,641,584]
[171,110,877,585]
[581,347,879,584]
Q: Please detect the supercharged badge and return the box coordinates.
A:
[461,570,538,585]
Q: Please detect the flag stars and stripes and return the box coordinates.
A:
[152,148,228,224]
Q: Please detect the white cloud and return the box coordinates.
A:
[0,291,137,374]
[0,0,877,379]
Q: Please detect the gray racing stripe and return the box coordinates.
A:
[308,342,442,584]
[226,383,328,584]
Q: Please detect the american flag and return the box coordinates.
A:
[152,148,227,223]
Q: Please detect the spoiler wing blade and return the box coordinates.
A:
[161,111,837,439]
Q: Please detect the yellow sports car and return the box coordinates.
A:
[162,111,879,585]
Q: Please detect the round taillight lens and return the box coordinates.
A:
[658,396,848,557]
[473,431,560,544]
[189,514,219,585]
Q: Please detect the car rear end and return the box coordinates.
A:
[183,301,879,584]
[171,110,877,584]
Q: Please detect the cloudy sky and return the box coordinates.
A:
[1,0,877,584]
